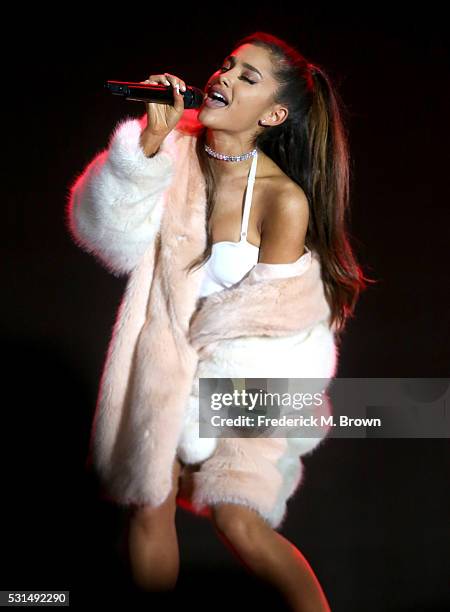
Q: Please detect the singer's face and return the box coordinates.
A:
[198,43,288,133]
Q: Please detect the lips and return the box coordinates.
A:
[207,84,230,105]
[204,96,227,109]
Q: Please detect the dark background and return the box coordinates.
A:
[2,4,448,611]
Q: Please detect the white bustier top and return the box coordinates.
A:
[198,150,311,298]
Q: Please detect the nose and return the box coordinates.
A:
[218,74,231,91]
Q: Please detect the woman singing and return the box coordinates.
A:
[67,30,370,611]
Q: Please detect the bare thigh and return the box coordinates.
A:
[128,457,183,530]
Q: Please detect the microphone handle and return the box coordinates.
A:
[104,80,205,109]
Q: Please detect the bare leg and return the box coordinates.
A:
[126,458,182,592]
[211,503,331,612]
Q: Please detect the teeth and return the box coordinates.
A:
[210,90,227,104]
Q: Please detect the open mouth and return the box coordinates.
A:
[204,90,229,108]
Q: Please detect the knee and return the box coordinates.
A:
[211,503,267,553]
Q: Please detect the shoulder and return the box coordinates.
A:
[258,152,309,219]
[259,177,310,264]
[262,175,309,233]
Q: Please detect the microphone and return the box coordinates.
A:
[104,80,205,109]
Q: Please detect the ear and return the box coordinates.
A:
[259,104,289,128]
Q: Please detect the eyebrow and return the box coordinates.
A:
[223,55,263,78]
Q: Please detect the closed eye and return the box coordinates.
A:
[219,66,256,84]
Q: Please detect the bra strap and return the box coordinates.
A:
[240,151,258,239]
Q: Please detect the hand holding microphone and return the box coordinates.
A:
[104,72,204,156]
[139,73,188,137]
[124,72,191,157]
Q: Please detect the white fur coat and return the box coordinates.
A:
[65,109,338,529]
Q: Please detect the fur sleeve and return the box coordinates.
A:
[65,115,175,277]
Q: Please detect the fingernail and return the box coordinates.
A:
[181,85,186,92]
[175,83,180,93]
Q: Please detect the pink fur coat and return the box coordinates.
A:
[66,110,338,529]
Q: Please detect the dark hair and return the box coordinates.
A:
[185,30,376,338]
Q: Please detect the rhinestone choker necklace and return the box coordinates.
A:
[204,143,257,162]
